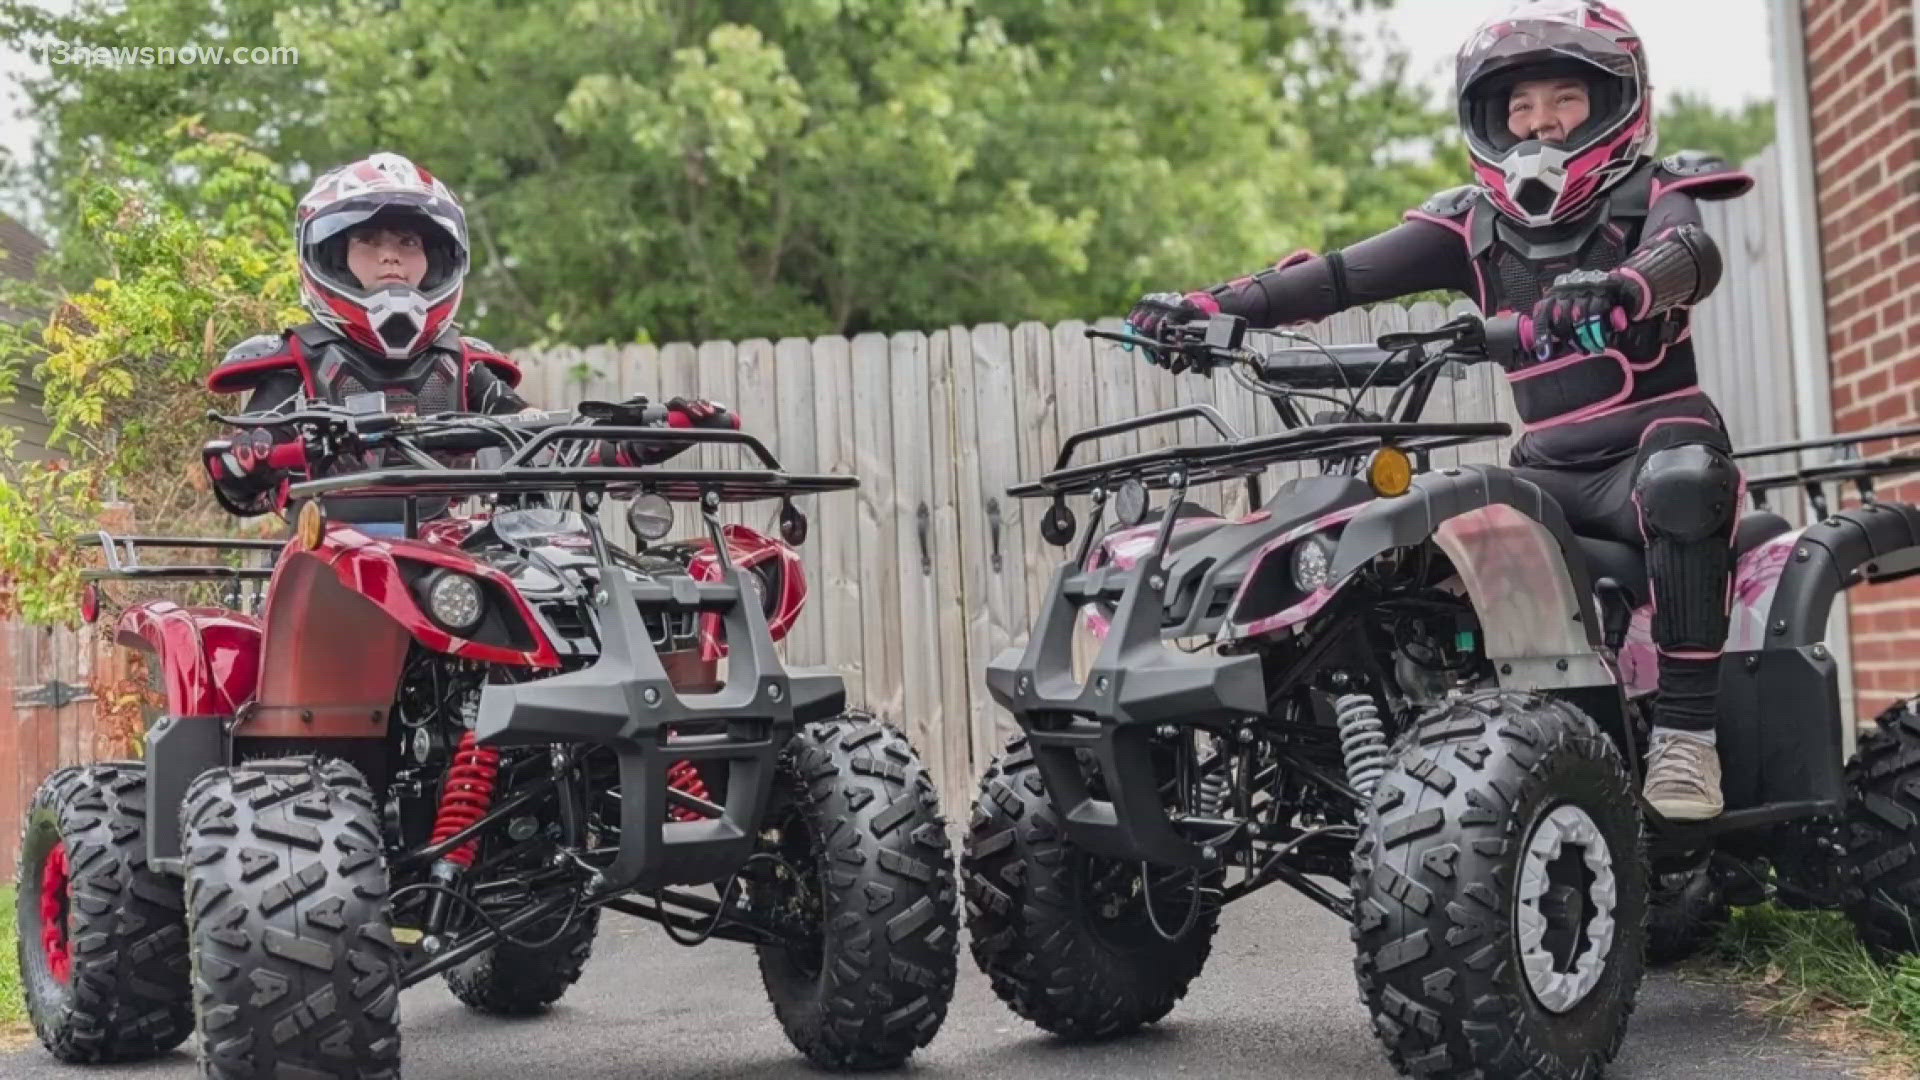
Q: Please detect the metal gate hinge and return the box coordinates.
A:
[16,679,86,708]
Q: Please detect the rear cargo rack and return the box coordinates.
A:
[1737,422,1920,517]
[78,533,281,583]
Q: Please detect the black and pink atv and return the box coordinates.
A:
[14,397,957,1077]
[962,313,1920,1078]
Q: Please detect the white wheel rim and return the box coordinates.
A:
[1515,802,1618,1013]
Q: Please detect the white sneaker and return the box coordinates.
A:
[1644,731,1725,821]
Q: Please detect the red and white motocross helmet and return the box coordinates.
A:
[1457,0,1656,228]
[295,152,469,360]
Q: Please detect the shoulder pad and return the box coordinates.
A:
[1653,151,1755,202]
[1417,185,1484,219]
[461,335,522,388]
[208,332,302,394]
[1660,150,1731,177]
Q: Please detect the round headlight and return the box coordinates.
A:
[1114,479,1151,528]
[627,492,675,541]
[1290,534,1336,593]
[426,571,485,632]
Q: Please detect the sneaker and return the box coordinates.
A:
[1643,731,1725,821]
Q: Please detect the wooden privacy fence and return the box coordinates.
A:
[505,147,1805,809]
[0,147,1803,867]
[508,178,1797,810]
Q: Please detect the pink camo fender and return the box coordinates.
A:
[1224,505,1367,639]
[1616,528,1801,696]
[1079,511,1260,639]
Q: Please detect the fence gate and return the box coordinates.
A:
[0,621,101,878]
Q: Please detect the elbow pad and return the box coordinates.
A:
[1618,224,1723,318]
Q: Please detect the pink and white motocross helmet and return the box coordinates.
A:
[296,152,469,361]
[1456,0,1657,228]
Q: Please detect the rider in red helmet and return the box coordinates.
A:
[1128,0,1753,821]
[202,152,733,526]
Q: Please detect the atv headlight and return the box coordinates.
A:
[425,570,485,632]
[626,492,675,541]
[1290,534,1337,593]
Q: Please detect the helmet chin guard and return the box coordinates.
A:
[1457,1,1655,227]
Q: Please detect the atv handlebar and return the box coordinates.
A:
[1094,312,1529,384]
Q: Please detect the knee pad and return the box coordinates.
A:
[1634,444,1739,652]
[1635,444,1739,543]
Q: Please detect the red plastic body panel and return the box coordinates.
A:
[318,524,562,669]
[685,524,808,660]
[115,601,263,717]
[235,523,560,737]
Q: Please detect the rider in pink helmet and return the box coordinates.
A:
[1128,0,1756,821]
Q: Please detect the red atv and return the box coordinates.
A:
[13,397,957,1077]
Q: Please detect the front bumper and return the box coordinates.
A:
[986,549,1268,868]
[476,563,844,891]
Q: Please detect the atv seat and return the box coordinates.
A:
[1574,510,1793,607]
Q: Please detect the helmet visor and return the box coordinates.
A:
[1458,22,1641,156]
[302,197,468,296]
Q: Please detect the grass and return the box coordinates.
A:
[1713,905,1920,1076]
[0,884,28,1046]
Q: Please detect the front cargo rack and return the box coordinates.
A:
[1008,404,1510,500]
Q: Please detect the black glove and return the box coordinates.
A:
[1126,291,1221,373]
[1530,270,1647,357]
[596,397,741,467]
[665,396,738,430]
[1127,291,1218,341]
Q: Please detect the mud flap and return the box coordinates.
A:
[145,715,226,874]
[1715,647,1845,811]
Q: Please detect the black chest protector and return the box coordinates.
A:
[1423,156,1735,431]
[291,323,465,415]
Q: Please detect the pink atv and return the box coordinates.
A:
[13,397,957,1077]
[963,312,1920,1078]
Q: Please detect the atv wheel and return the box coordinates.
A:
[1353,690,1647,1079]
[1840,697,1920,955]
[15,762,193,1062]
[963,735,1220,1040]
[445,906,599,1015]
[180,758,401,1079]
[1645,860,1728,965]
[754,715,957,1069]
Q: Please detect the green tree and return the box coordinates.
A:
[0,125,301,622]
[4,0,1456,345]
[1658,92,1776,167]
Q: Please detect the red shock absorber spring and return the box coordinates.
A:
[432,731,502,869]
[665,759,711,823]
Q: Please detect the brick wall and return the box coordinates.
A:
[1803,0,1920,721]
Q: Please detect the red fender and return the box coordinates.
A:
[238,525,561,738]
[685,524,808,661]
[115,601,262,717]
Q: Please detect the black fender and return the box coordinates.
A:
[1762,501,1920,647]
[1329,464,1603,651]
[1711,501,1920,812]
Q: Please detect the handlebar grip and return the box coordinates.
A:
[265,439,309,470]
[1480,315,1530,369]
